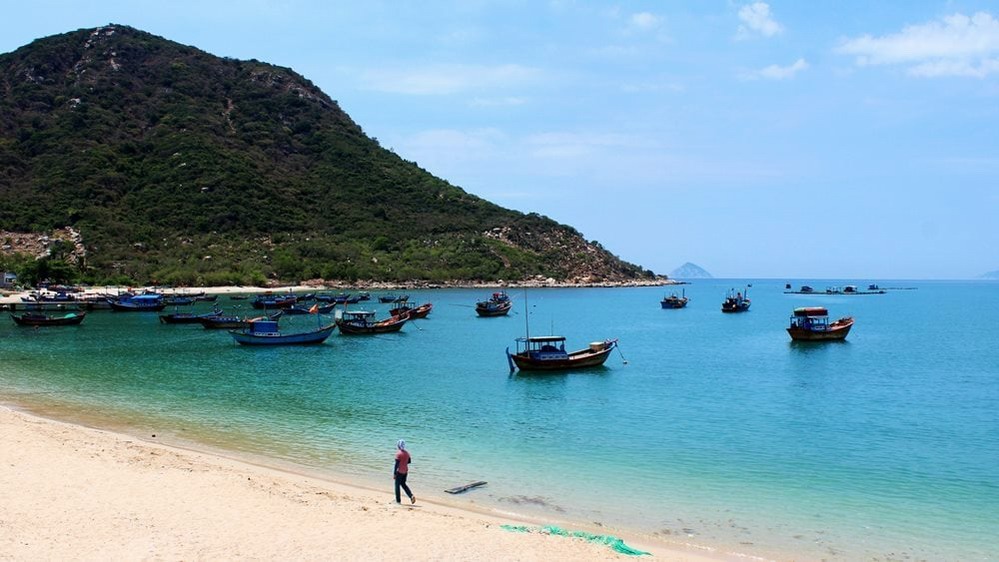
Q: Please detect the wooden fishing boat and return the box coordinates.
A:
[721,287,750,313]
[160,307,223,324]
[390,301,433,319]
[335,310,407,335]
[251,293,297,309]
[229,318,336,346]
[787,307,854,341]
[200,311,282,330]
[507,336,618,372]
[10,310,86,326]
[378,294,409,303]
[108,293,165,312]
[475,291,512,317]
[660,289,689,309]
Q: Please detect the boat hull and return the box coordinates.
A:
[476,301,512,317]
[109,301,166,312]
[336,316,407,335]
[230,324,336,345]
[660,298,688,309]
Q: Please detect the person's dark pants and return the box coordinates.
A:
[395,472,413,503]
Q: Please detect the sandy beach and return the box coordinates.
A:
[0,405,721,561]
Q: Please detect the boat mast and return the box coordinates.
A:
[523,288,530,341]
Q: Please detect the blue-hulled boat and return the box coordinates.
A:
[229,318,336,346]
[251,293,297,309]
[108,293,165,312]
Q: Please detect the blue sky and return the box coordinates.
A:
[3,1,998,279]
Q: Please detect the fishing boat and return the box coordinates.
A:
[507,336,618,372]
[787,307,854,341]
[335,310,407,335]
[108,293,165,312]
[475,291,512,317]
[251,293,297,309]
[378,294,409,304]
[229,318,336,346]
[660,289,689,309]
[721,287,751,313]
[159,307,223,324]
[390,301,433,319]
[10,310,86,326]
[200,311,282,330]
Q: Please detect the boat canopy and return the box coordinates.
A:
[342,310,375,318]
[793,307,828,317]
[516,335,567,343]
[249,320,280,334]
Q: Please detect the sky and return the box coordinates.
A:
[2,1,998,279]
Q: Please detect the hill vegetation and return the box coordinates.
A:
[0,25,657,286]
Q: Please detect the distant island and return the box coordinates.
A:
[982,270,999,280]
[670,262,712,279]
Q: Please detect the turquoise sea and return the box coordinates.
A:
[2,281,997,560]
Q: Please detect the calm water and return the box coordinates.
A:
[1,281,997,560]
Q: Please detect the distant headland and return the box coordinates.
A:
[669,262,713,279]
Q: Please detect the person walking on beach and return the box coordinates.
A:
[394,439,416,504]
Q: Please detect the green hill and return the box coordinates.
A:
[0,25,656,286]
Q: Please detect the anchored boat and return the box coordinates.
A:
[786,307,854,341]
[229,318,335,346]
[660,289,689,309]
[10,310,86,326]
[721,287,751,313]
[507,336,618,372]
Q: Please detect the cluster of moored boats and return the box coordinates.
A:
[8,281,866,374]
[7,286,622,374]
[660,285,855,341]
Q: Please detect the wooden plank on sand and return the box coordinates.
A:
[444,480,487,494]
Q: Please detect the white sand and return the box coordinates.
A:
[0,406,722,560]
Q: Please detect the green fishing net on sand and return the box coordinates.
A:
[500,524,651,556]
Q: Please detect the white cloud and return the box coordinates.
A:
[526,132,644,160]
[836,12,999,77]
[746,58,809,80]
[360,64,540,95]
[737,2,783,39]
[630,12,661,31]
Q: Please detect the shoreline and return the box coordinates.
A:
[0,402,729,561]
[0,278,681,304]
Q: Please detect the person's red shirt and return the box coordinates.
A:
[395,449,411,474]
